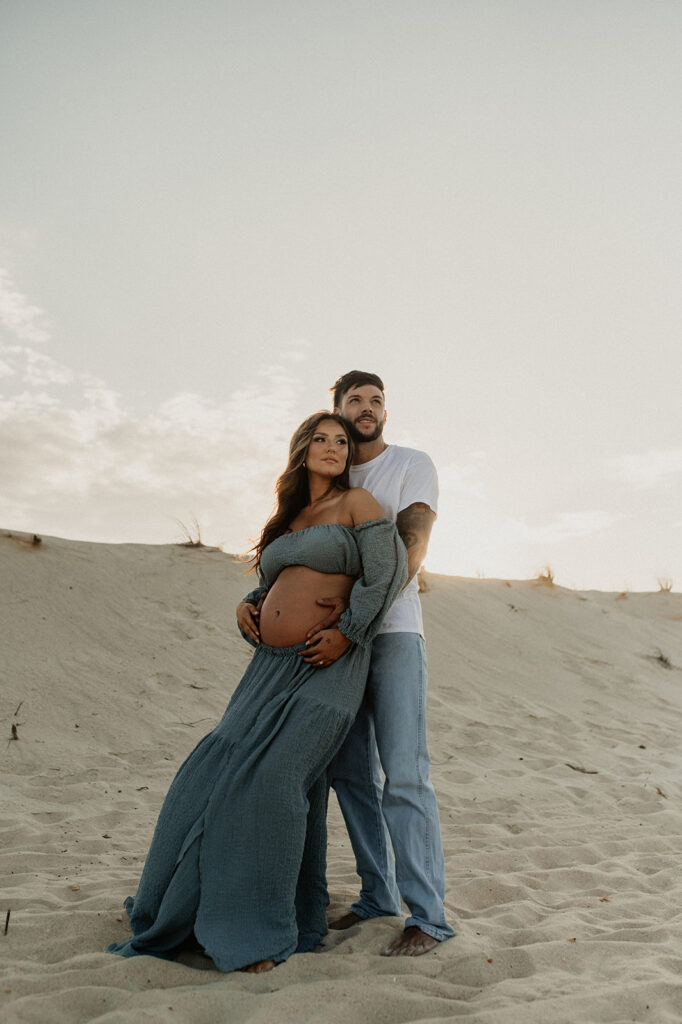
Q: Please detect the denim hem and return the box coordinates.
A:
[350,901,402,922]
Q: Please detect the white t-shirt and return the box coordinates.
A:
[349,444,438,636]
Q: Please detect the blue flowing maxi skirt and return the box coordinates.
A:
[107,639,371,972]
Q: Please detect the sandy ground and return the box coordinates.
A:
[2,529,682,1023]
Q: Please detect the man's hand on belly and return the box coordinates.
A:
[299,628,351,668]
[305,596,348,639]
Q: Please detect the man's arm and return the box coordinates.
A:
[305,595,348,638]
[396,502,436,584]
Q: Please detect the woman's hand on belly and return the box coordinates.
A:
[299,628,352,668]
[236,599,262,644]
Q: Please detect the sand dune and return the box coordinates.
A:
[2,529,682,1023]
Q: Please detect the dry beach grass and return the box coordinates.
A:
[2,529,682,1023]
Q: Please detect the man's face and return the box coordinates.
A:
[335,384,387,444]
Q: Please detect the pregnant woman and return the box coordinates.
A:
[107,411,407,973]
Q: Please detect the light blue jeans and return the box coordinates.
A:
[329,632,454,942]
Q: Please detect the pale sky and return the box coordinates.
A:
[1,0,681,591]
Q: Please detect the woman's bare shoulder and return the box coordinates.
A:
[342,487,387,526]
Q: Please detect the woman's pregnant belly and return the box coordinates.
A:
[259,566,356,647]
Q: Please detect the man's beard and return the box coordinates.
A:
[345,416,385,445]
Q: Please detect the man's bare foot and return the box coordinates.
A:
[328,911,363,931]
[240,959,276,973]
[381,926,439,957]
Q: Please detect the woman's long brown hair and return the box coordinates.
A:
[250,411,354,573]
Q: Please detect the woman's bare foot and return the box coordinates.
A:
[328,910,363,930]
[240,959,276,973]
[381,926,439,957]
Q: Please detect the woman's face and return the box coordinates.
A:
[305,419,350,479]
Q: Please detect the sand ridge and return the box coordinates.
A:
[2,530,682,1023]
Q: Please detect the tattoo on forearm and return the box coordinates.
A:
[396,503,435,551]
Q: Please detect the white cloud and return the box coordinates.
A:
[0,268,306,549]
[24,348,74,387]
[0,268,51,344]
[612,449,682,489]
[0,357,305,551]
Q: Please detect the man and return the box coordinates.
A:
[323,370,453,956]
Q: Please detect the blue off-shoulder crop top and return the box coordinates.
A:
[242,518,407,649]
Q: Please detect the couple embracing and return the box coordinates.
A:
[108,370,453,973]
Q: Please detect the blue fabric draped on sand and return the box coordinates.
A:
[107,518,407,972]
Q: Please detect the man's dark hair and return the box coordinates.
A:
[330,370,385,409]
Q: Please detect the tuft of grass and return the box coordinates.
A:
[176,517,205,547]
[657,577,673,593]
[1,531,43,549]
[535,566,555,586]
